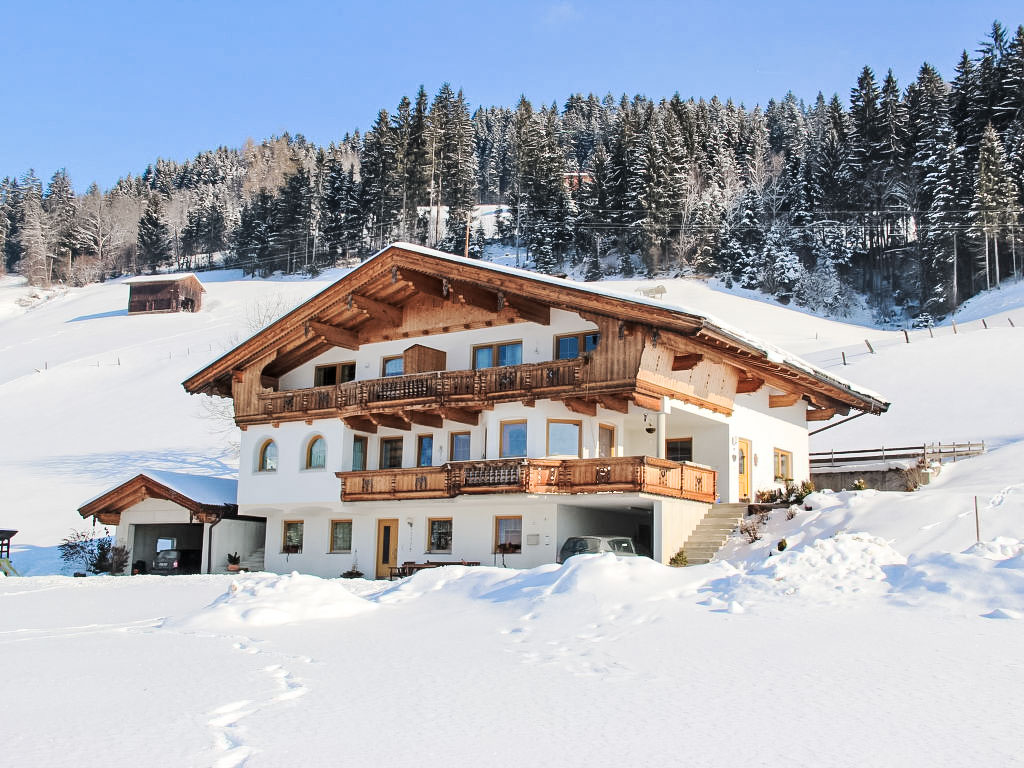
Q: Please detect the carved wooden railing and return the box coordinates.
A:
[338,456,716,504]
[252,359,582,424]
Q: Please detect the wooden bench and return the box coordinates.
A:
[389,560,482,580]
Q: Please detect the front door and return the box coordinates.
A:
[737,438,751,502]
[375,518,399,579]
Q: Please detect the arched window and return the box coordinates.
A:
[306,436,327,469]
[258,440,278,472]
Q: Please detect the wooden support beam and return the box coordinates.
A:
[769,392,801,408]
[806,407,837,422]
[631,392,662,411]
[454,281,501,312]
[308,321,360,350]
[370,413,412,431]
[505,294,551,325]
[406,411,444,428]
[439,407,480,426]
[348,293,401,326]
[563,398,598,416]
[343,416,378,434]
[393,268,445,297]
[597,395,630,414]
[671,353,704,371]
[735,375,764,394]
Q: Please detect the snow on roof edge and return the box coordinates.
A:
[122,273,202,285]
[80,471,237,510]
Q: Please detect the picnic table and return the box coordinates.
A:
[390,560,481,580]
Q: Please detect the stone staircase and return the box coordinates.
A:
[240,547,265,572]
[683,503,747,565]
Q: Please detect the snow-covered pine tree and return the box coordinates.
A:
[136,194,172,274]
[971,123,1019,290]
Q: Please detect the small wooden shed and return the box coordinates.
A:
[125,273,205,314]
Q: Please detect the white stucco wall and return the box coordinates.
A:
[652,498,712,562]
[727,388,810,501]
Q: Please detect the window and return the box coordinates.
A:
[351,435,367,471]
[546,419,582,457]
[382,356,404,377]
[555,332,600,360]
[282,520,303,554]
[450,432,471,462]
[598,424,616,458]
[774,449,793,482]
[330,520,352,553]
[666,438,693,463]
[417,434,434,467]
[314,362,355,387]
[306,436,326,469]
[427,518,452,553]
[380,437,403,469]
[500,420,528,458]
[257,440,278,472]
[495,516,522,554]
[472,341,522,369]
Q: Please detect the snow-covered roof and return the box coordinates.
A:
[123,273,203,286]
[378,243,888,404]
[78,471,236,516]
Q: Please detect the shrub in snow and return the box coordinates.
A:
[777,539,788,552]
[668,548,688,567]
[740,518,763,544]
[850,478,868,491]
[786,505,798,521]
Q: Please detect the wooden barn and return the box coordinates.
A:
[125,273,205,314]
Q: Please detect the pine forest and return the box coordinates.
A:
[3,21,1024,323]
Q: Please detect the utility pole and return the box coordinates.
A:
[464,208,471,258]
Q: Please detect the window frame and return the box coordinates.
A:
[351,434,368,471]
[449,431,471,462]
[282,520,304,554]
[257,439,278,473]
[471,339,523,370]
[494,515,523,554]
[426,517,453,554]
[314,362,355,387]
[416,434,434,468]
[329,519,353,553]
[774,448,794,483]
[381,355,404,377]
[546,418,582,458]
[379,436,404,469]
[598,423,616,458]
[554,331,600,360]
[305,435,327,470]
[499,419,528,458]
[665,437,693,464]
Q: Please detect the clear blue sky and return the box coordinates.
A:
[2,0,1021,191]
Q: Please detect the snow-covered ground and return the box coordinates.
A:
[1,269,1022,767]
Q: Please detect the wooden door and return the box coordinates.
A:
[375,518,399,579]
[737,438,751,502]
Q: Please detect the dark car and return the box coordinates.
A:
[151,549,202,575]
[557,536,638,564]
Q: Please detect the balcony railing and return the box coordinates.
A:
[252,358,584,424]
[337,456,716,504]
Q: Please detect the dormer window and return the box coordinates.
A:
[473,341,522,369]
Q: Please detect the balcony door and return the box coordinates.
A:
[376,518,399,579]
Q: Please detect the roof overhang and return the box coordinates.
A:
[78,474,238,526]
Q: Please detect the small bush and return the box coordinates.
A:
[777,538,788,552]
[668,548,688,567]
[756,480,815,505]
[850,478,868,491]
[740,518,763,543]
[786,505,798,520]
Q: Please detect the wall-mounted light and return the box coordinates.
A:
[643,413,656,435]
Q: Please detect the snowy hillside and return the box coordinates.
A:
[2,269,1023,767]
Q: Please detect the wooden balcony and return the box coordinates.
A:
[244,358,627,426]
[337,456,717,504]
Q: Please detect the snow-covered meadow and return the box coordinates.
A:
[1,269,1022,766]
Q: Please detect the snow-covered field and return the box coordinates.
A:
[1,269,1022,767]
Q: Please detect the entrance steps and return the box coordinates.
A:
[682,503,746,565]
[240,548,265,572]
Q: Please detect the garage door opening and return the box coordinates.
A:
[132,523,204,574]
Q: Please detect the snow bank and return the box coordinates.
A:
[170,571,375,629]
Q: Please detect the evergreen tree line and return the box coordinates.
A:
[2,21,1023,319]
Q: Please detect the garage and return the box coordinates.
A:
[131,523,204,574]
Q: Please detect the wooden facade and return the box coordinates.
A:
[127,274,204,314]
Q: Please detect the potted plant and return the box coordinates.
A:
[226,552,241,572]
